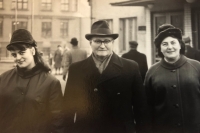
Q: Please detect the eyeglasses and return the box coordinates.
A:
[92,39,113,45]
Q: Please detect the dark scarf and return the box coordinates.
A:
[16,63,43,78]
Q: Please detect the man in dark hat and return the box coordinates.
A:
[183,36,200,62]
[63,20,147,133]
[122,41,148,81]
[62,37,87,81]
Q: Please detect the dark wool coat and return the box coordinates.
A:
[185,45,200,62]
[122,50,148,81]
[63,53,147,133]
[144,55,200,133]
[0,64,64,133]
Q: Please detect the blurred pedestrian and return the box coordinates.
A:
[0,29,64,133]
[61,44,70,68]
[63,20,147,133]
[62,37,87,81]
[183,36,200,62]
[144,24,200,133]
[122,41,148,81]
[54,45,63,75]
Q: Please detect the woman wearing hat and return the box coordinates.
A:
[144,24,200,133]
[0,29,64,133]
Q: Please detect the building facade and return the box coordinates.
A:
[0,0,91,62]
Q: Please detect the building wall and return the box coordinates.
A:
[0,0,91,61]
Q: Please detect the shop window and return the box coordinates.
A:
[60,21,68,38]
[0,0,3,9]
[42,22,51,38]
[12,21,27,33]
[41,0,52,11]
[12,0,28,10]
[61,0,69,11]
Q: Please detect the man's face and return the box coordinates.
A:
[90,36,114,59]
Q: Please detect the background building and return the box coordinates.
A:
[0,0,91,62]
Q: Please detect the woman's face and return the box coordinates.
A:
[160,36,181,61]
[10,47,35,70]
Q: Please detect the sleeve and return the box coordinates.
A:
[143,70,154,133]
[131,63,150,133]
[62,51,71,75]
[63,65,78,132]
[49,79,64,133]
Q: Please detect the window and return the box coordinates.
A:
[0,0,3,9]
[12,21,27,33]
[42,22,51,38]
[0,18,2,36]
[61,0,69,11]
[12,0,28,10]
[71,0,77,11]
[41,0,52,11]
[119,18,137,53]
[60,22,68,37]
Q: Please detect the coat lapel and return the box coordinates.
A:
[97,53,123,85]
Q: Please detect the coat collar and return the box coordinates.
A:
[160,55,187,70]
[83,52,123,85]
[15,63,43,78]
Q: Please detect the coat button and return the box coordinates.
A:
[177,123,181,126]
[21,92,24,95]
[174,104,179,108]
[171,85,177,88]
[117,92,121,95]
[94,88,98,92]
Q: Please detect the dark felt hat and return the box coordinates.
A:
[7,29,36,49]
[182,36,191,43]
[154,24,182,48]
[70,37,78,44]
[85,20,118,40]
[129,41,138,47]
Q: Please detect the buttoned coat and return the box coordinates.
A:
[63,53,147,133]
[0,64,64,133]
[122,49,148,81]
[144,55,200,133]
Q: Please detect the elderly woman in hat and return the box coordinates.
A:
[144,24,200,133]
[0,29,64,133]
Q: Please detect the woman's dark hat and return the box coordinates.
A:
[154,24,182,48]
[7,29,36,49]
[70,37,78,44]
[85,20,118,40]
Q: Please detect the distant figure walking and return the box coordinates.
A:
[54,45,63,75]
[122,41,148,81]
[62,37,87,80]
[183,36,200,62]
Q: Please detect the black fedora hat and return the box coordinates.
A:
[154,24,182,48]
[129,41,138,47]
[7,29,36,49]
[70,37,78,44]
[85,20,118,40]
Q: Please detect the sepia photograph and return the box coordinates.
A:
[0,0,200,133]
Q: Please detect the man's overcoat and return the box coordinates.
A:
[63,53,146,133]
[122,49,148,81]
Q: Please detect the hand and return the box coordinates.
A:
[63,75,66,81]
